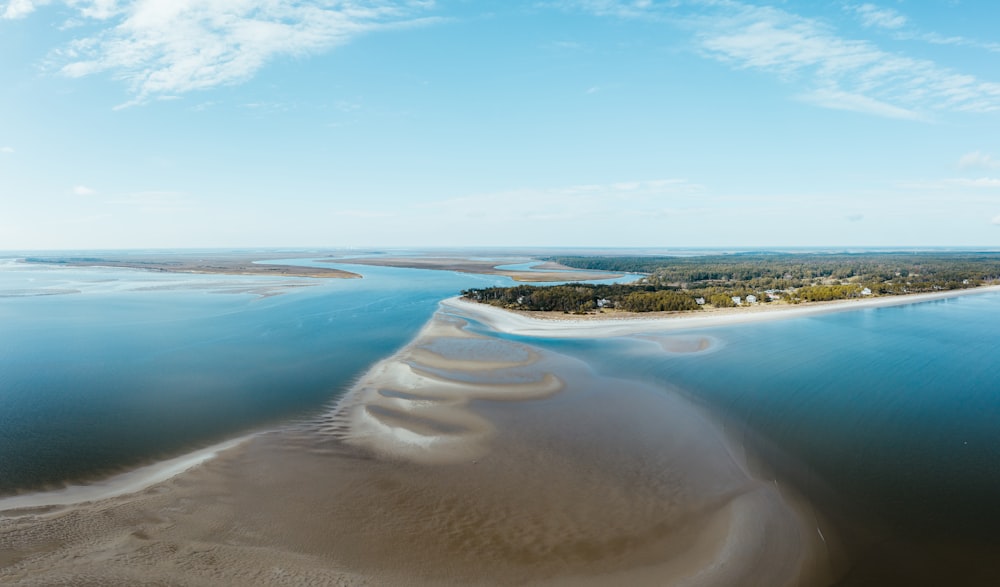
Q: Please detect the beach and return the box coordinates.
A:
[5,284,1000,585]
[0,300,838,586]
[446,285,1000,338]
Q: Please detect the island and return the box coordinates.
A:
[461,251,1000,315]
[23,252,362,279]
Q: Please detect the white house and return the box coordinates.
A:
[597,298,611,308]
[731,296,742,306]
[745,294,757,304]
[861,288,872,296]
[695,297,706,305]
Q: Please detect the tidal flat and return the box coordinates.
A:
[4,258,1000,586]
[0,308,833,586]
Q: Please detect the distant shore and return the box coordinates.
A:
[21,254,362,279]
[445,284,1000,337]
[327,256,625,282]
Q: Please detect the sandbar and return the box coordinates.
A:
[326,255,624,282]
[23,252,362,279]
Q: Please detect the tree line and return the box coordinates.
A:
[462,252,1000,313]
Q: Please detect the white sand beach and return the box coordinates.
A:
[443,285,1000,338]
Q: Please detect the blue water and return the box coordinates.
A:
[4,255,1000,549]
[484,293,1000,538]
[0,259,512,493]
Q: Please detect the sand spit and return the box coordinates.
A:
[445,285,1000,338]
[2,305,837,586]
[327,255,624,282]
[0,435,253,513]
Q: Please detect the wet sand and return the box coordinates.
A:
[1,307,836,586]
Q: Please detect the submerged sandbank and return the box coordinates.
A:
[2,306,837,586]
[445,285,1000,338]
[311,310,833,585]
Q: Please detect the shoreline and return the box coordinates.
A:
[6,285,996,516]
[0,435,254,514]
[18,256,363,279]
[326,255,625,282]
[444,285,1000,337]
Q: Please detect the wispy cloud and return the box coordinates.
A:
[563,0,1000,119]
[19,1,438,106]
[845,4,1000,55]
[849,3,906,30]
[959,151,1000,170]
[692,3,1000,118]
[1,0,49,19]
[72,184,96,195]
[993,215,1000,226]
[548,0,667,20]
[0,146,13,154]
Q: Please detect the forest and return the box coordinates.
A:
[462,252,1000,313]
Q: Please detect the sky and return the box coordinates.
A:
[1,0,999,250]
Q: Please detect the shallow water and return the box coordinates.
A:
[4,257,1000,584]
[0,259,509,493]
[471,292,1000,584]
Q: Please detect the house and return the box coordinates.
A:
[861,288,872,296]
[695,297,706,305]
[745,295,757,304]
[597,298,611,308]
[731,296,742,306]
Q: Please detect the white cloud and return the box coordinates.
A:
[958,151,1000,170]
[565,0,1000,118]
[850,4,906,30]
[993,215,1000,225]
[1,0,50,19]
[798,88,922,120]
[73,185,97,195]
[0,146,13,154]
[29,1,437,105]
[693,4,1000,117]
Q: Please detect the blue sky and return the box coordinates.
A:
[1,0,999,250]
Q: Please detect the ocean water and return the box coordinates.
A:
[0,257,637,494]
[4,257,1000,582]
[471,292,1000,583]
[0,259,511,493]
